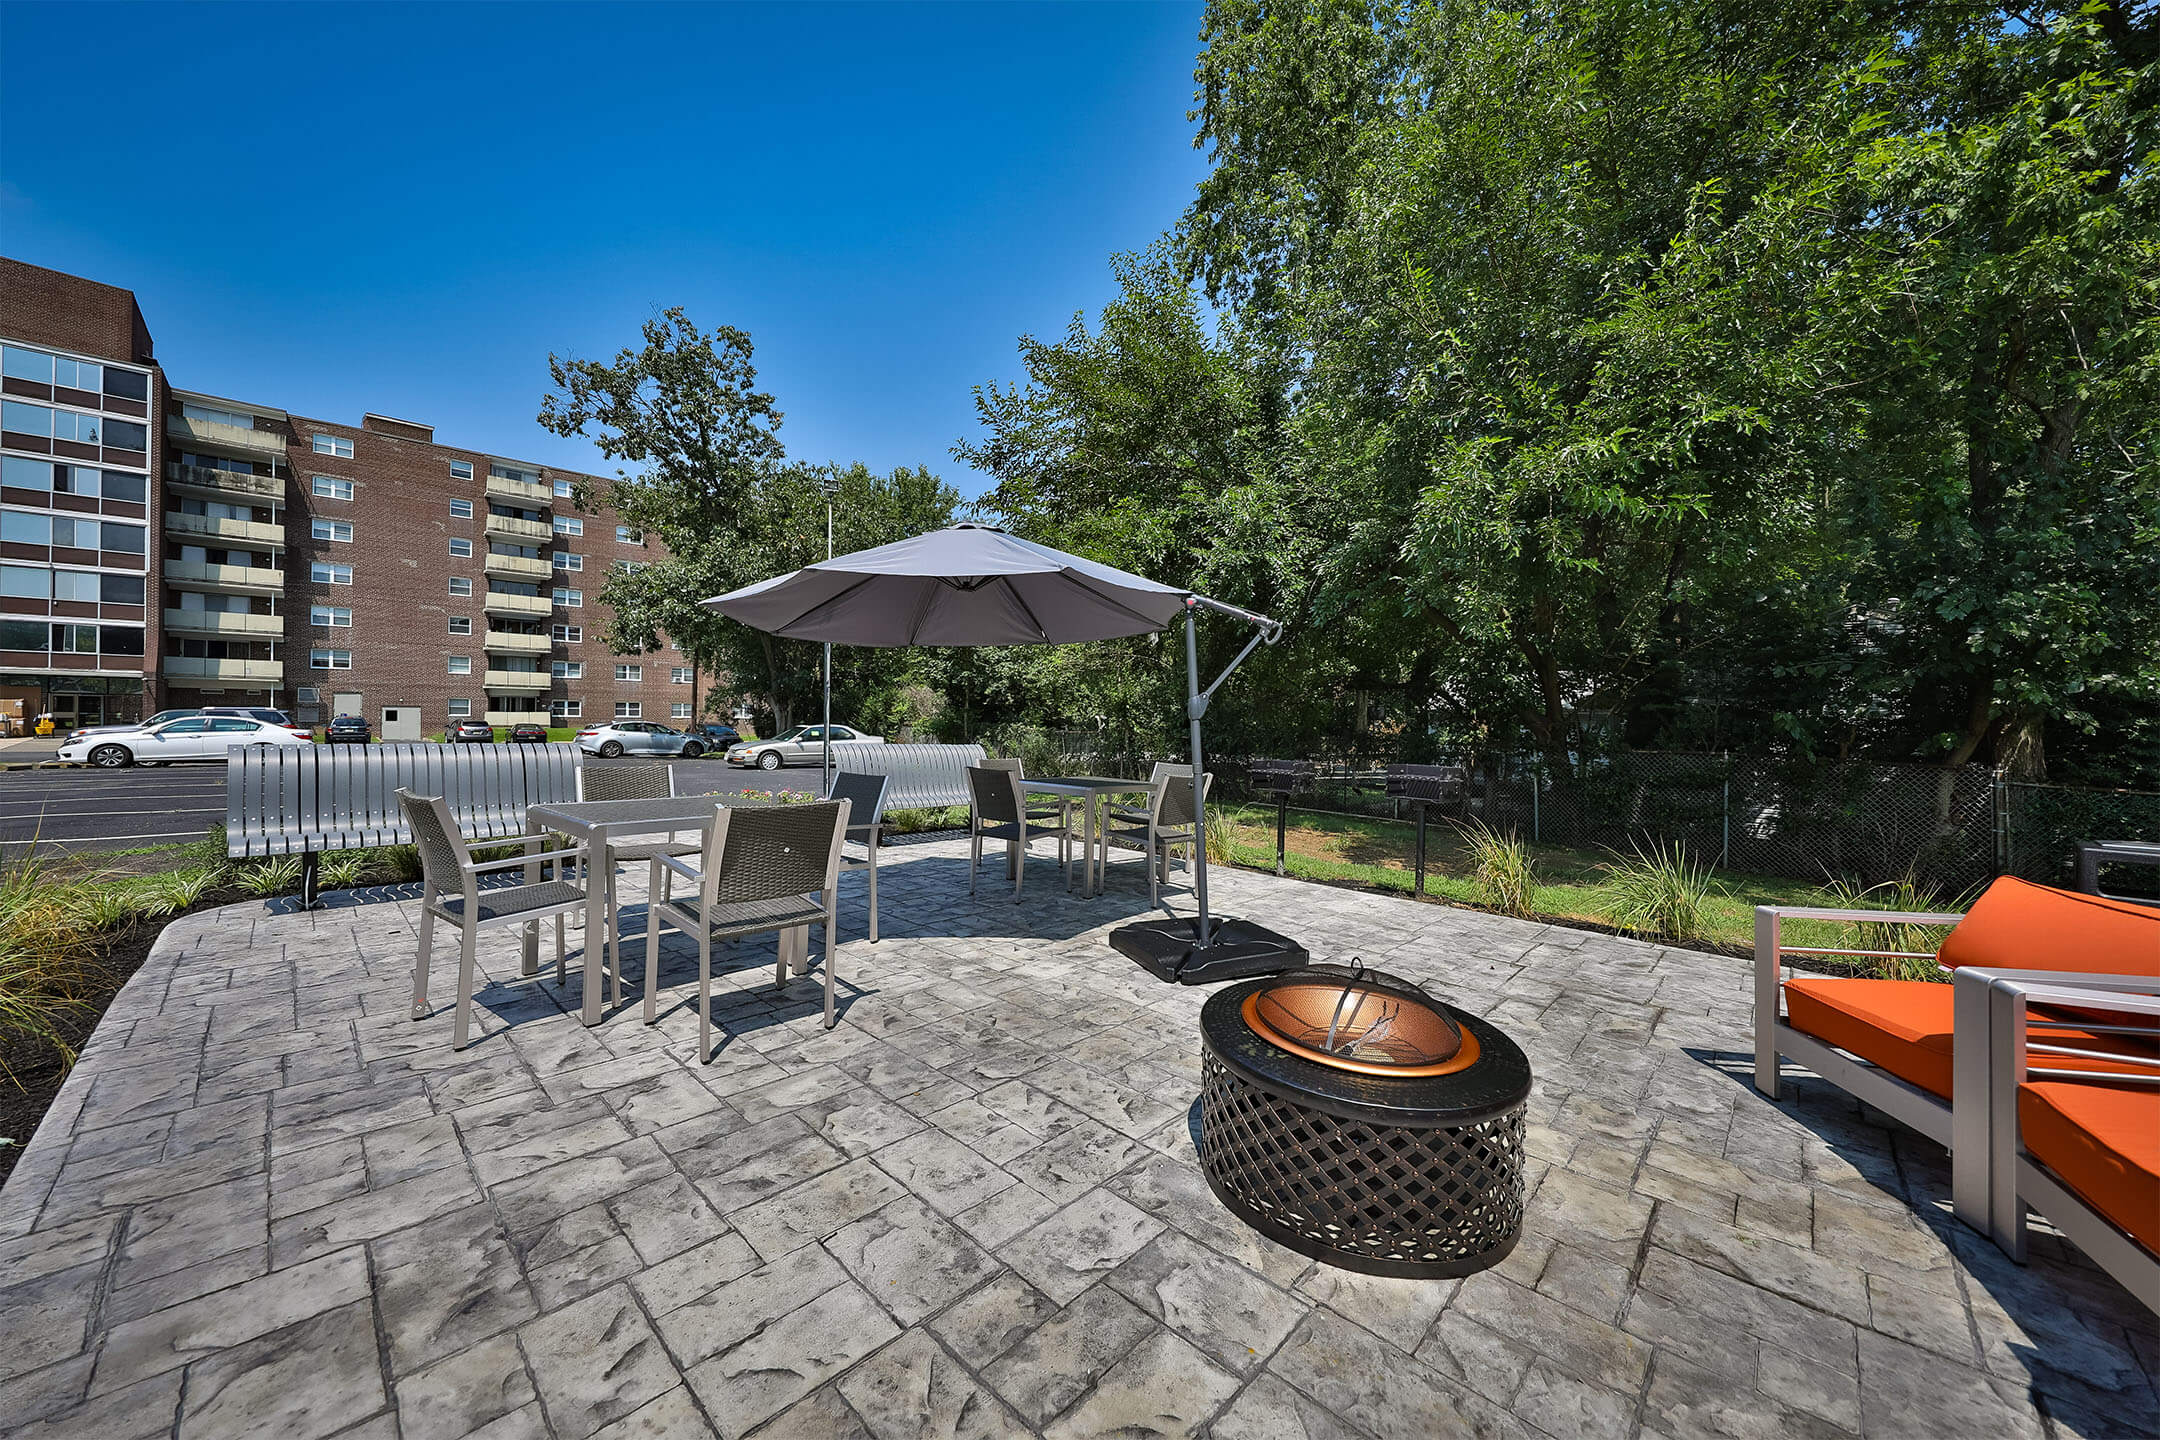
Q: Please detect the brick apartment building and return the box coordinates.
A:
[2,257,715,736]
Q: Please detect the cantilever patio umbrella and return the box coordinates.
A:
[705,523,1306,982]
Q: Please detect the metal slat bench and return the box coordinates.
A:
[227,742,586,904]
[822,742,983,811]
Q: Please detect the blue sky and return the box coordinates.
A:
[0,2,1209,497]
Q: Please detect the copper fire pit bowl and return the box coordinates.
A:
[1244,968,1482,1078]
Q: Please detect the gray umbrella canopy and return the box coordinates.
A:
[703,524,1189,645]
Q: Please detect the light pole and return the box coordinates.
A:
[817,470,841,793]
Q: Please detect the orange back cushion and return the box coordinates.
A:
[1937,877,2160,977]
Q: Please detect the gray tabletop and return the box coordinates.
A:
[1023,776,1156,794]
[527,794,768,841]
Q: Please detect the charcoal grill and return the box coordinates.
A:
[1198,962,1530,1277]
[1249,758,1314,876]
[1386,764,1468,895]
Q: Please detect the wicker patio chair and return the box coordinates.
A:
[647,798,853,1055]
[827,770,892,942]
[398,788,590,1050]
[1105,769,1211,906]
[575,762,703,1000]
[966,765,1073,901]
[981,755,1064,822]
[1107,761,1192,826]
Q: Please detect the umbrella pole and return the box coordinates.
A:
[1185,607,1212,946]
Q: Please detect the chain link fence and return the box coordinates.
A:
[1037,733,2159,896]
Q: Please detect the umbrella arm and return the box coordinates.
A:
[1182,597,1282,946]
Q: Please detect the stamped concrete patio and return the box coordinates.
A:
[0,837,2153,1440]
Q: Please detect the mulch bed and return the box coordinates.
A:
[0,917,171,1190]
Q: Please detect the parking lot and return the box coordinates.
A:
[0,764,228,854]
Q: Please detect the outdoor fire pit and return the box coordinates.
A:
[1197,963,1531,1277]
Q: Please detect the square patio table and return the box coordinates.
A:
[1022,776,1157,897]
[524,793,774,1024]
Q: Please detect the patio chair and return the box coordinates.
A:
[576,762,702,1000]
[1958,969,2160,1315]
[827,769,892,942]
[398,788,591,1050]
[1104,769,1211,906]
[982,755,1063,821]
[647,798,852,1054]
[966,765,1073,900]
[1107,761,1192,826]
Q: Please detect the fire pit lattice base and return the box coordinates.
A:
[1198,976,1531,1278]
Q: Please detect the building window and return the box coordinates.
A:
[614,663,641,682]
[448,615,472,636]
[614,701,641,720]
[448,577,472,597]
[311,519,353,543]
[310,605,352,628]
[670,666,693,684]
[446,698,471,718]
[551,699,581,718]
[449,538,473,558]
[671,703,693,720]
[552,661,582,679]
[449,498,473,519]
[552,551,582,571]
[554,588,582,607]
[551,624,581,643]
[615,525,642,544]
[448,655,472,675]
[552,478,572,498]
[311,475,353,500]
[552,516,582,536]
[311,562,353,585]
[449,460,474,481]
[310,648,352,669]
[311,434,353,458]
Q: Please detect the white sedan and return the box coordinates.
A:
[58,715,315,768]
[725,724,884,770]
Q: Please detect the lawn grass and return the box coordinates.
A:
[1211,802,1959,963]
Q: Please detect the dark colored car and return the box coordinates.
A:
[325,715,371,745]
[693,724,742,748]
[508,722,549,744]
[448,719,494,744]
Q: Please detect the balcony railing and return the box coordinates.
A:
[483,591,551,618]
[162,608,283,637]
[164,560,283,593]
[483,513,553,542]
[165,463,283,500]
[485,630,552,654]
[485,474,552,507]
[163,512,284,545]
[162,656,284,681]
[483,552,551,581]
[484,710,553,727]
[484,669,551,691]
[166,414,287,457]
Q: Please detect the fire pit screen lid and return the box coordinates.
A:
[1244,962,1476,1077]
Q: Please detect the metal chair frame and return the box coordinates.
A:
[1105,769,1210,906]
[826,770,892,942]
[575,762,700,992]
[397,787,590,1050]
[966,766,1073,901]
[647,799,853,1055]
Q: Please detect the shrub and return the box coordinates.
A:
[318,853,370,891]
[0,850,112,1078]
[378,845,425,883]
[1459,821,1536,918]
[132,866,224,919]
[1601,839,1716,944]
[1205,810,1237,865]
[234,857,302,898]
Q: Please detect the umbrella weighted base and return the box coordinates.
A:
[1109,915,1309,986]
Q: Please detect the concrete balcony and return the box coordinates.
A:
[162,656,284,682]
[166,413,286,458]
[163,608,283,637]
[484,552,551,582]
[164,512,284,545]
[485,630,552,655]
[484,512,552,542]
[484,669,551,691]
[165,463,283,501]
[484,711,552,727]
[483,591,551,618]
[164,560,284,594]
[485,474,552,507]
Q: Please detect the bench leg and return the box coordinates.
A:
[300,851,321,909]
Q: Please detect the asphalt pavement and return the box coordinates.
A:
[0,764,228,854]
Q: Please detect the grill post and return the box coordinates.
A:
[1249,759,1311,879]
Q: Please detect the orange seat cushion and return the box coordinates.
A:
[1938,877,2160,977]
[2019,1081,2160,1253]
[1783,978,2158,1101]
